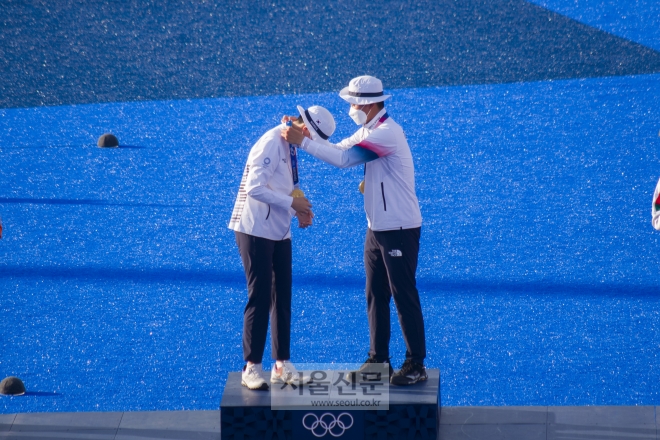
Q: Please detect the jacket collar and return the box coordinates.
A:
[365,108,389,130]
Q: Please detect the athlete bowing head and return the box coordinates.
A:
[228,105,335,391]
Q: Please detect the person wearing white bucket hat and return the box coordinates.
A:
[282,75,427,386]
[229,106,336,390]
[339,75,392,126]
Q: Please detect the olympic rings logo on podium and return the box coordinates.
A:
[302,412,354,438]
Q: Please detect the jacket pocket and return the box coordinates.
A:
[381,182,387,211]
[265,205,271,220]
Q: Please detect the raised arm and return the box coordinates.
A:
[299,137,379,169]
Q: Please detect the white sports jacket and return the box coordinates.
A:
[228,124,297,241]
[300,108,422,231]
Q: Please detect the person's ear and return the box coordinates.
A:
[302,126,311,138]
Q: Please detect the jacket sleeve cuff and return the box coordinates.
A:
[300,137,312,151]
[275,194,294,211]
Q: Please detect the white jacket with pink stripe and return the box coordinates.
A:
[300,108,422,232]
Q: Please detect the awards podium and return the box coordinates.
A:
[220,369,440,439]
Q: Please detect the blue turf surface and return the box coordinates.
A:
[529,0,660,51]
[1,0,660,412]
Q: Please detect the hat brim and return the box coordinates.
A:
[297,105,324,143]
[339,87,392,105]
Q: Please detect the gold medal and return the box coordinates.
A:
[291,188,305,198]
[358,180,365,194]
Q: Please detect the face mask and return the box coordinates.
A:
[349,106,368,125]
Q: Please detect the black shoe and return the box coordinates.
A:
[390,360,427,386]
[349,357,394,383]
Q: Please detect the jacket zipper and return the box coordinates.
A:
[381,182,387,211]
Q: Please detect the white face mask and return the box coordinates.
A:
[349,106,368,125]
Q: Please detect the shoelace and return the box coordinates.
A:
[276,364,295,378]
[276,366,288,378]
[399,360,417,375]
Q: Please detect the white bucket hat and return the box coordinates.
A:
[297,105,336,142]
[339,75,392,105]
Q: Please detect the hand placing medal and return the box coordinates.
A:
[281,124,306,146]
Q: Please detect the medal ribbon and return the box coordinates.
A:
[285,121,303,197]
[289,142,299,188]
[286,121,300,188]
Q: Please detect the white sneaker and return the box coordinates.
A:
[271,361,304,385]
[241,363,269,391]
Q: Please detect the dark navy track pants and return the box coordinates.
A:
[364,227,426,365]
[235,231,291,364]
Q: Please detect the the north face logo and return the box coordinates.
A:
[388,249,402,257]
